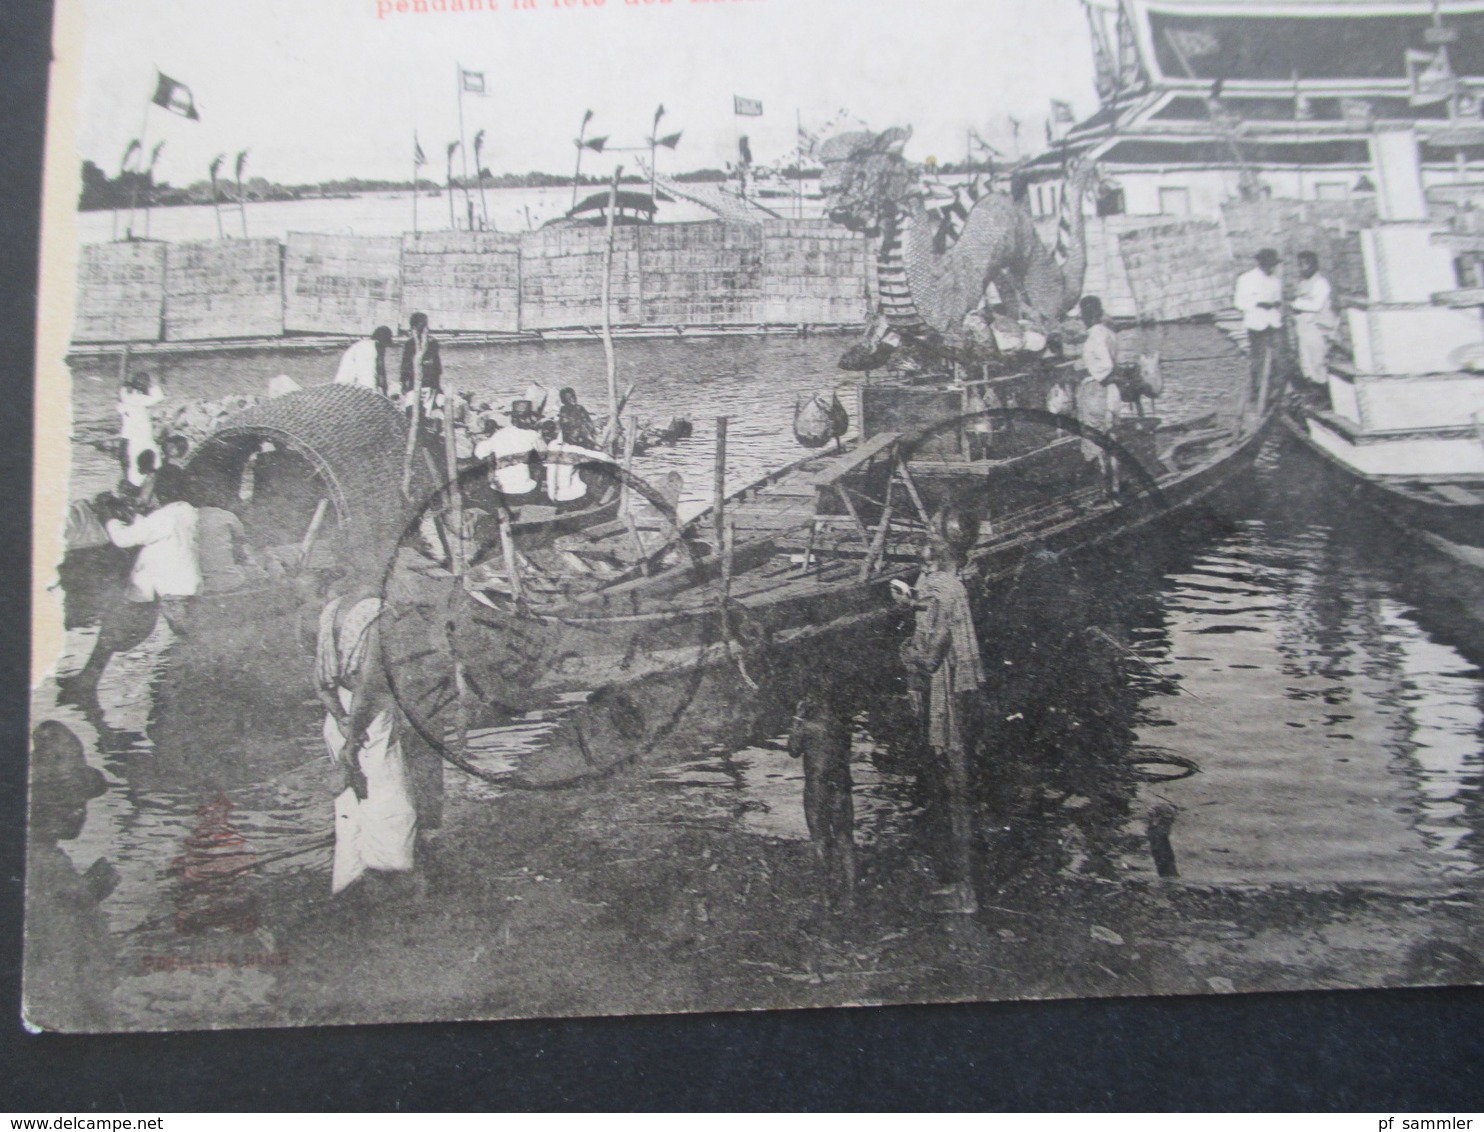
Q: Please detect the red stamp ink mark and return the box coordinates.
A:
[170,793,260,935]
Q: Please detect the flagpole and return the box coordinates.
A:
[796,108,804,220]
[475,130,489,230]
[143,144,160,239]
[127,78,154,239]
[456,62,471,230]
[573,114,586,210]
[412,134,419,236]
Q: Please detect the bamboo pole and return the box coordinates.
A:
[401,327,428,498]
[297,499,330,569]
[497,507,524,606]
[443,392,465,575]
[713,415,728,555]
[619,411,638,515]
[600,166,623,451]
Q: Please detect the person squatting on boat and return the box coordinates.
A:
[1076,295,1123,495]
[317,577,419,898]
[1290,250,1336,398]
[475,400,548,510]
[787,689,856,913]
[557,386,600,451]
[896,524,987,915]
[334,325,395,396]
[1234,248,1284,408]
[542,419,612,512]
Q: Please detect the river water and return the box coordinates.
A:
[32,323,1484,1028]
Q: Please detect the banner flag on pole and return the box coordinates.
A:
[1051,99,1075,124]
[461,69,487,95]
[734,95,763,116]
[414,133,428,167]
[151,72,200,120]
[1407,47,1456,106]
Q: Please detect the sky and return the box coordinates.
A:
[70,0,1099,187]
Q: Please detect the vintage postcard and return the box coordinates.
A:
[25,0,1484,1033]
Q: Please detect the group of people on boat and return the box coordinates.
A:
[1234,247,1338,404]
[332,315,618,515]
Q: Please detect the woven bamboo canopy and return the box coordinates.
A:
[185,384,425,553]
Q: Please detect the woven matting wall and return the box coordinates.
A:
[639,222,763,325]
[164,238,285,341]
[72,241,166,343]
[760,219,869,325]
[401,230,521,332]
[283,232,403,335]
[519,226,642,330]
[1118,220,1234,322]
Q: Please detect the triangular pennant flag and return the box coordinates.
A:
[580,135,608,153]
[152,72,200,120]
[655,131,682,150]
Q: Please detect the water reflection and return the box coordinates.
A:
[32,327,1484,1025]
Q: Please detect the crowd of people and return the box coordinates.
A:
[333,313,616,515]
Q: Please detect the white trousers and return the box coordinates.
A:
[325,699,415,894]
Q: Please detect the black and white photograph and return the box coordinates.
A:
[24,0,1484,1038]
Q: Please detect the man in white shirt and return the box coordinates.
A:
[58,483,200,703]
[1234,248,1284,406]
[1076,295,1122,492]
[540,420,613,511]
[106,482,200,627]
[474,400,547,508]
[333,326,394,395]
[1290,250,1336,391]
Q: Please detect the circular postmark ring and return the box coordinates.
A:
[378,442,738,789]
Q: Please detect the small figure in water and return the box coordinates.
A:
[788,690,856,913]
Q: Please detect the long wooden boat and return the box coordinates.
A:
[383,362,1279,785]
[1280,406,1484,550]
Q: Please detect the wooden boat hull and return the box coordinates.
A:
[1280,409,1484,549]
[412,405,1278,786]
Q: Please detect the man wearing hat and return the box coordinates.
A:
[475,399,548,509]
[1234,248,1284,407]
[334,325,395,396]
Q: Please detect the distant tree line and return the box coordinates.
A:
[78,160,827,212]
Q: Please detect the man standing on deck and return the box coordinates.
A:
[1290,251,1336,395]
[1234,249,1284,408]
[1076,295,1121,494]
[335,326,394,395]
[400,313,443,402]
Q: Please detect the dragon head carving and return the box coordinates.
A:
[818,126,918,236]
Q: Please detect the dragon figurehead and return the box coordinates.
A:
[819,126,1099,371]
